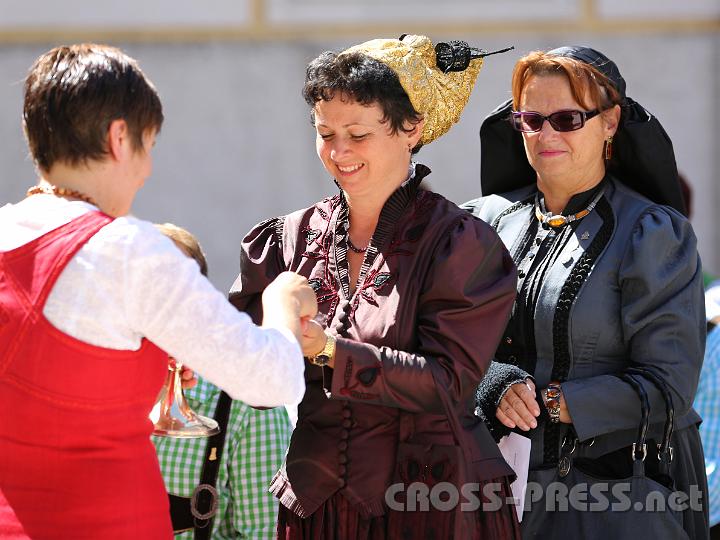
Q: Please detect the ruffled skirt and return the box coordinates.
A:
[277,476,521,540]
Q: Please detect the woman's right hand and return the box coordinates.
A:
[496,378,540,431]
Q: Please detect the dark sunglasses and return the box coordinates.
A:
[511,109,601,133]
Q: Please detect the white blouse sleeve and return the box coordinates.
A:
[125,222,305,407]
[44,215,305,407]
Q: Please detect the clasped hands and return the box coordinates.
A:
[180,271,325,387]
[496,378,571,430]
[260,271,331,366]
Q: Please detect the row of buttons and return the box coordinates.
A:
[337,404,352,487]
[335,298,352,489]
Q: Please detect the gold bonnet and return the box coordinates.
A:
[341,35,485,145]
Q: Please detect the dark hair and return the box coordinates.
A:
[302,51,424,153]
[23,43,164,172]
[154,223,208,277]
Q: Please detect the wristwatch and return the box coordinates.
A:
[310,334,336,367]
[545,381,562,423]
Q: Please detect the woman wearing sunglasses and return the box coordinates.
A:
[464,47,708,538]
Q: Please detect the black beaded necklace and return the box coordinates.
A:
[346,237,368,254]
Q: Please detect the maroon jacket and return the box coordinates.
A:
[229,166,518,533]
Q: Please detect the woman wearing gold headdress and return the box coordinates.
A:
[228,35,520,539]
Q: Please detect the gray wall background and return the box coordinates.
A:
[0,2,718,291]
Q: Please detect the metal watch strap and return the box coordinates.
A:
[310,334,335,366]
[545,382,562,424]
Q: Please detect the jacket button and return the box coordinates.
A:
[340,430,349,440]
[341,419,352,429]
[407,460,421,481]
[338,441,348,452]
[341,408,352,418]
[338,465,347,476]
[337,478,346,488]
[339,454,348,464]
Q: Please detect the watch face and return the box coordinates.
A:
[546,388,560,399]
[312,354,330,367]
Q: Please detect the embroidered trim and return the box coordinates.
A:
[542,197,614,465]
[490,197,534,231]
[301,167,433,325]
[301,197,342,323]
[273,217,285,249]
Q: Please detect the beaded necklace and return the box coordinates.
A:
[534,187,605,228]
[27,184,98,207]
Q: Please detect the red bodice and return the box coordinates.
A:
[0,211,171,539]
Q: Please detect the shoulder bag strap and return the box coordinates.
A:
[193,390,233,540]
[168,391,233,538]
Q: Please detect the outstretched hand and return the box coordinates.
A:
[262,271,318,342]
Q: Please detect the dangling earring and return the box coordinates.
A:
[603,136,614,161]
[408,143,413,153]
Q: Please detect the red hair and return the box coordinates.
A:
[511,50,621,110]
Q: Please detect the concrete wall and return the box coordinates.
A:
[0,1,717,291]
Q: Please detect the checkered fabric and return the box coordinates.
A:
[153,377,292,539]
[695,326,720,527]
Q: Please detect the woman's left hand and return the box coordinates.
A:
[301,319,328,358]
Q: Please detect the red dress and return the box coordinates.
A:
[0,211,172,539]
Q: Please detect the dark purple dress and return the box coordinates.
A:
[230,165,521,540]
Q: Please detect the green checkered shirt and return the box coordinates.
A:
[152,377,292,540]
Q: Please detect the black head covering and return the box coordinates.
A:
[479,46,687,215]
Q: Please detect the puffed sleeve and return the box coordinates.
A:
[562,206,705,441]
[329,214,518,414]
[228,217,286,323]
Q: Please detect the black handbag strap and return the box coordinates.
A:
[626,367,675,470]
[168,390,233,540]
[617,373,651,471]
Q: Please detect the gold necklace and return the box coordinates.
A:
[26,184,98,207]
[534,188,605,228]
